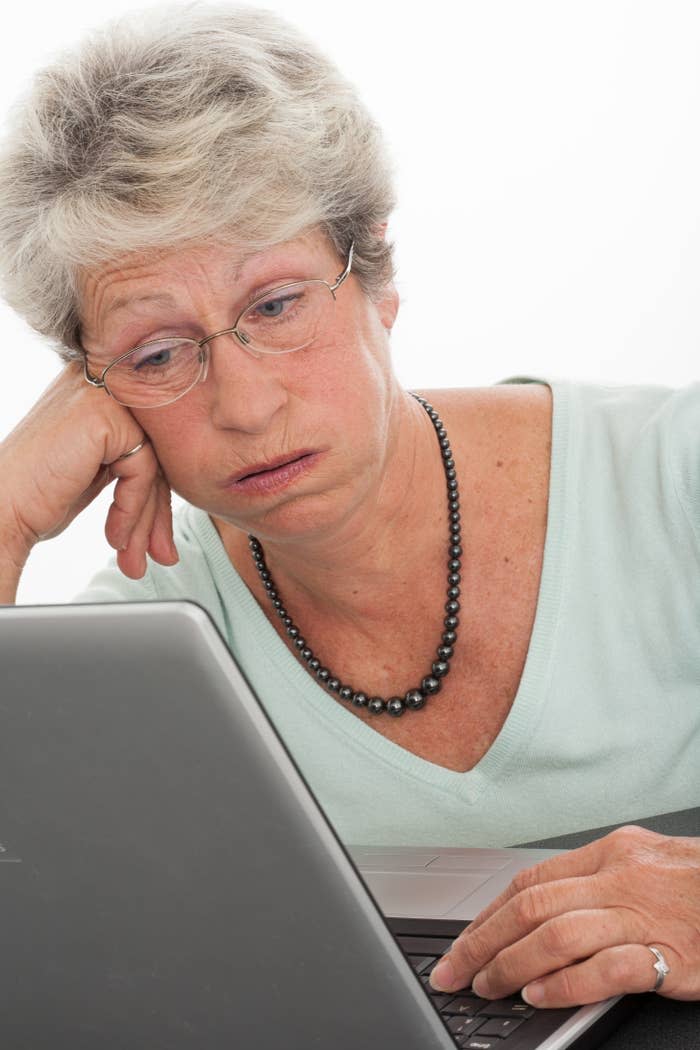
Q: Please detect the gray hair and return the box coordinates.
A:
[0,4,395,361]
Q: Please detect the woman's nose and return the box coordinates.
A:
[202,331,288,433]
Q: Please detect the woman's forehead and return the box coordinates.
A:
[79,232,332,339]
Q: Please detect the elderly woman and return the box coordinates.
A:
[0,4,698,1010]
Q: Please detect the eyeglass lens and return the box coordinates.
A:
[104,280,334,408]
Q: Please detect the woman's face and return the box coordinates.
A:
[80,231,400,542]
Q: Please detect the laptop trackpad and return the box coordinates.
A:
[362,871,490,918]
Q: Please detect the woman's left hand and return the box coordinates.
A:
[429,825,700,1006]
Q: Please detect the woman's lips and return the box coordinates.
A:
[224,451,321,495]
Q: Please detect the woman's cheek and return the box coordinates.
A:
[132,409,203,485]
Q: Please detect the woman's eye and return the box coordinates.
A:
[253,293,299,319]
[126,339,188,370]
[134,348,171,370]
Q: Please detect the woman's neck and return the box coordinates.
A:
[214,388,455,635]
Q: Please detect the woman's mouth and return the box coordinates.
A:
[224,450,321,494]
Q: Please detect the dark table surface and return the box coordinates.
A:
[520,807,700,1048]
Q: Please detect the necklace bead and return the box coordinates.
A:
[249,393,461,716]
[387,697,406,717]
[405,689,427,710]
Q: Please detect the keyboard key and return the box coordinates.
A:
[477,997,535,1018]
[459,1039,500,1049]
[431,994,455,1010]
[407,953,437,974]
[476,1016,525,1038]
[396,935,454,955]
[442,995,480,1017]
[446,1015,484,1038]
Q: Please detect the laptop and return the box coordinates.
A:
[0,600,636,1049]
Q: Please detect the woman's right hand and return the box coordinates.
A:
[0,362,178,599]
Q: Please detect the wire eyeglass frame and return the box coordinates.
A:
[82,242,355,409]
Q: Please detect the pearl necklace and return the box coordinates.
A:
[248,394,461,716]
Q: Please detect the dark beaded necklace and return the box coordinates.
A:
[248,393,461,717]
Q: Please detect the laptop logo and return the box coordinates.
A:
[0,841,22,862]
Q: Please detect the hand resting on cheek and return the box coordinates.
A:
[0,363,178,599]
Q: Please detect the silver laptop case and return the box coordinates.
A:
[0,601,630,1049]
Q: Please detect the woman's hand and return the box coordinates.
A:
[430,825,700,1006]
[0,362,178,598]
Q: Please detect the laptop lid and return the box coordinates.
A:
[0,600,455,1049]
[0,600,632,1049]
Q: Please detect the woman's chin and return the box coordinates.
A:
[203,478,349,543]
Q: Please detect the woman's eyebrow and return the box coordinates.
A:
[105,291,178,317]
[102,251,304,319]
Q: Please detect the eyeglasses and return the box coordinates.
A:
[83,243,354,409]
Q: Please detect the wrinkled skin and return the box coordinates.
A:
[430,825,700,1006]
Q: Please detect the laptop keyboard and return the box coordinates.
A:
[388,918,577,1049]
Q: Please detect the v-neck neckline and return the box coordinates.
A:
[191,377,574,801]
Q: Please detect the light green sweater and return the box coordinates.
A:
[76,378,700,846]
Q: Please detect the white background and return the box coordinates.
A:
[1,0,699,603]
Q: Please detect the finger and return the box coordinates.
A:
[430,874,612,993]
[116,483,159,580]
[521,942,679,1008]
[71,465,114,515]
[104,444,158,552]
[470,907,641,1000]
[467,843,606,936]
[147,474,178,566]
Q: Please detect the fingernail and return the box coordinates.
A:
[430,955,456,991]
[522,982,544,1006]
[472,971,490,997]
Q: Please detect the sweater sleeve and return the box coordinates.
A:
[72,504,233,642]
[73,556,159,603]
